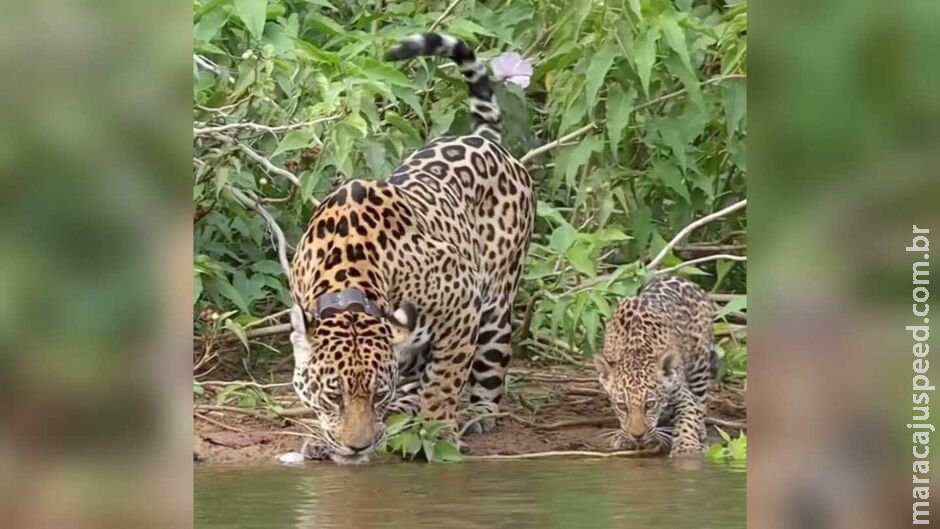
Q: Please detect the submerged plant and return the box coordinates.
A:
[706,427,747,465]
[380,414,464,463]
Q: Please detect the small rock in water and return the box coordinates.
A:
[278,451,306,465]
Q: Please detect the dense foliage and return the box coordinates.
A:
[193,0,747,371]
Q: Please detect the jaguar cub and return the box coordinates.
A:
[596,276,718,456]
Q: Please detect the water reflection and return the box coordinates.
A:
[194,459,745,529]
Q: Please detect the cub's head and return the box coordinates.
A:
[290,301,416,463]
[596,305,680,449]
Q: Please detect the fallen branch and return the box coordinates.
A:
[654,254,747,276]
[647,199,747,270]
[706,417,746,430]
[194,404,310,419]
[194,380,291,389]
[467,449,651,460]
[536,417,615,430]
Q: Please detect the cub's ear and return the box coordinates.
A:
[387,301,418,346]
[660,352,680,378]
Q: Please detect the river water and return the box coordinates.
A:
[195,457,745,528]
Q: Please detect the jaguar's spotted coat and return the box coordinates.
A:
[288,32,534,463]
[596,276,719,456]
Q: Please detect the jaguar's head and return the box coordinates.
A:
[290,301,416,463]
[596,314,681,450]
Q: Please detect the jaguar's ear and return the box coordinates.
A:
[289,304,314,366]
[387,301,417,346]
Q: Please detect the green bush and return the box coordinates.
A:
[193,0,747,364]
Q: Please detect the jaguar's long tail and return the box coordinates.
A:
[385,32,501,143]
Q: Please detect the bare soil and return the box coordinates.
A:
[193,360,746,465]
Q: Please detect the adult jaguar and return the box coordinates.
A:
[595,275,719,456]
[288,32,534,463]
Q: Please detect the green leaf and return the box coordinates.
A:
[214,277,251,314]
[193,274,203,306]
[303,0,337,10]
[434,441,464,462]
[651,161,690,203]
[661,16,693,74]
[234,0,267,40]
[632,27,659,96]
[536,201,567,225]
[721,79,747,136]
[549,224,578,253]
[585,43,618,111]
[706,443,726,462]
[194,8,229,43]
[716,295,747,319]
[272,129,315,158]
[224,319,249,350]
[606,85,635,155]
[358,59,415,89]
[566,241,596,277]
[716,426,731,443]
[422,439,436,462]
[563,135,601,189]
[308,13,345,35]
[594,228,631,242]
[385,111,422,145]
[445,18,496,40]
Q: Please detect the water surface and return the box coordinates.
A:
[195,458,745,528]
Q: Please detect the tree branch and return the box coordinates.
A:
[654,254,747,275]
[228,187,293,286]
[647,199,747,270]
[210,133,304,190]
[193,116,339,137]
[520,122,596,163]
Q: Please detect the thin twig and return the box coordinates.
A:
[536,417,616,430]
[194,380,291,389]
[647,199,747,270]
[194,116,339,137]
[467,449,651,460]
[520,122,596,163]
[195,412,248,433]
[210,133,303,189]
[707,417,746,430]
[227,187,293,285]
[654,254,747,275]
[430,0,465,31]
[194,404,311,419]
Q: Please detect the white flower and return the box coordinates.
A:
[490,52,535,89]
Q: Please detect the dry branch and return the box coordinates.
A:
[654,254,747,275]
[210,133,303,189]
[647,199,747,270]
[467,449,652,460]
[228,187,293,285]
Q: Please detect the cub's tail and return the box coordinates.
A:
[385,32,501,143]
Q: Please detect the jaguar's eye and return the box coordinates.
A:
[645,399,657,411]
[615,401,629,414]
[322,387,342,404]
[374,386,391,403]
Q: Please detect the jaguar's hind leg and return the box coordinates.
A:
[461,299,513,435]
